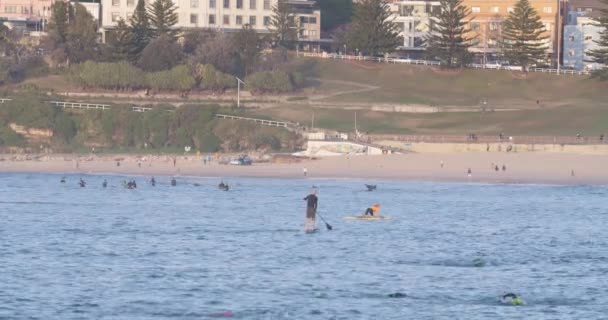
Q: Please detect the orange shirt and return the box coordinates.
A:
[371,205,380,214]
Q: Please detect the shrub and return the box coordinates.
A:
[245,70,294,93]
[146,65,195,91]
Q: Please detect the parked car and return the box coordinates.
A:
[229,155,252,166]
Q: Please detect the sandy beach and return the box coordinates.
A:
[1,152,607,185]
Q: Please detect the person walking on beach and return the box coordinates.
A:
[303,189,318,233]
[467,168,472,178]
[303,167,308,177]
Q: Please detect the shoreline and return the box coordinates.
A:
[1,153,607,186]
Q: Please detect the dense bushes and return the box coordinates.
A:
[67,59,307,93]
[244,70,305,93]
[69,61,147,90]
[147,65,196,92]
[194,64,236,92]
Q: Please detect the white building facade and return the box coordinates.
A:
[389,0,440,56]
[100,0,320,40]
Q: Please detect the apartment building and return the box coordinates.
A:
[0,0,53,31]
[386,0,560,63]
[463,0,558,63]
[388,0,440,55]
[1,0,100,31]
[100,0,320,41]
[563,0,606,70]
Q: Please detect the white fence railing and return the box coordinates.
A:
[298,52,591,76]
[50,101,111,110]
[216,114,289,128]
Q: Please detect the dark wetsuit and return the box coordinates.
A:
[303,194,318,218]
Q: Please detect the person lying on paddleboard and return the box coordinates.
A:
[364,204,380,216]
[500,293,523,305]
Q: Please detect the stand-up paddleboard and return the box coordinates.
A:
[344,215,392,221]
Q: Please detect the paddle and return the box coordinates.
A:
[316,212,333,230]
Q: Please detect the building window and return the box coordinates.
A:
[236,15,243,25]
[470,22,480,31]
[223,14,230,25]
[471,6,480,13]
[191,0,198,8]
[264,0,270,10]
[300,16,308,24]
[209,14,216,24]
[490,6,499,13]
[585,35,593,41]
[224,0,229,8]
[543,7,552,13]
[127,0,135,6]
[413,37,424,47]
[488,38,497,48]
[112,0,120,6]
[568,49,574,57]
[249,15,256,25]
[250,0,256,9]
[112,12,121,21]
[263,16,270,26]
[210,0,216,8]
[237,0,243,9]
[191,14,198,24]
[569,35,575,42]
[489,22,499,31]
[309,17,317,24]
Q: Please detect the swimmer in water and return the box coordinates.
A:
[500,293,523,305]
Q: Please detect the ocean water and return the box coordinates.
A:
[1,173,607,319]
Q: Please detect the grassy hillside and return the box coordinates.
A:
[297,58,608,109]
[242,104,608,136]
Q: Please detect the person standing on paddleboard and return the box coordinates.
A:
[303,189,318,232]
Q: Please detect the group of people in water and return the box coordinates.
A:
[60,176,224,190]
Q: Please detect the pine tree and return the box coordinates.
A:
[345,0,401,56]
[65,3,99,63]
[108,19,134,61]
[425,0,473,68]
[587,0,608,79]
[234,24,262,76]
[129,0,151,60]
[148,0,179,39]
[501,0,549,71]
[268,0,298,47]
[48,1,71,42]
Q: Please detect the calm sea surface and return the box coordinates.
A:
[1,173,607,319]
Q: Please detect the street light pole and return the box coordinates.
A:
[557,0,561,74]
[235,77,245,108]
